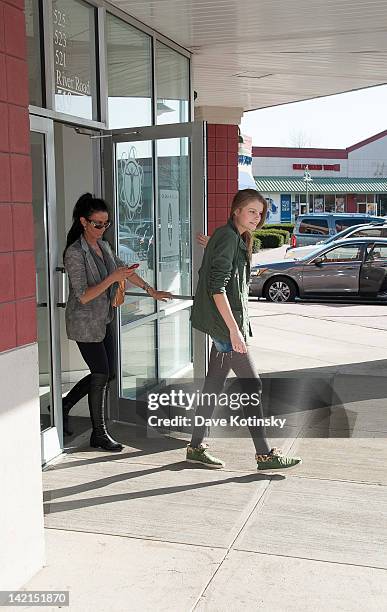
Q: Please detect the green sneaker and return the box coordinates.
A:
[256,447,302,470]
[186,443,225,469]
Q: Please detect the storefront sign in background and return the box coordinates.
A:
[280,194,292,222]
[264,195,281,223]
[293,163,341,171]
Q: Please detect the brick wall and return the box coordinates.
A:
[207,124,239,235]
[0,0,36,352]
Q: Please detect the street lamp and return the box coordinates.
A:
[303,165,313,213]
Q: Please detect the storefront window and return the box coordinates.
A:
[355,195,367,213]
[335,195,346,212]
[294,193,307,214]
[324,194,335,212]
[52,0,98,120]
[379,195,387,216]
[156,42,189,125]
[25,0,44,107]
[366,194,377,215]
[106,14,152,129]
[313,194,324,213]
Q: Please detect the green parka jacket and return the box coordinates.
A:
[190,219,252,342]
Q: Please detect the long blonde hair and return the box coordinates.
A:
[229,189,268,259]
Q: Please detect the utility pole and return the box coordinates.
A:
[303,165,313,213]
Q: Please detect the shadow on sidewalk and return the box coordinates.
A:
[43,461,284,515]
[56,432,189,471]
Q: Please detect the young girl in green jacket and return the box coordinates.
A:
[188,189,301,470]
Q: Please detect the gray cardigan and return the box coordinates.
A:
[64,235,125,343]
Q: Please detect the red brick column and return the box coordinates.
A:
[0,0,36,353]
[207,124,239,235]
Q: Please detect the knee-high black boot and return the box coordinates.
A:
[48,374,91,436]
[88,373,123,452]
[62,374,91,436]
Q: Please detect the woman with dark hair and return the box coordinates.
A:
[62,193,172,452]
[188,189,302,470]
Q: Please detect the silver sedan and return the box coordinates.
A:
[249,237,387,303]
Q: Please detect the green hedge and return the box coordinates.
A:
[259,228,290,244]
[252,237,262,253]
[254,230,284,248]
[263,223,295,234]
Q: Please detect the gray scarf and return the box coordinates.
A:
[80,235,118,307]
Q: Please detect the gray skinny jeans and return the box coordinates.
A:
[190,343,271,455]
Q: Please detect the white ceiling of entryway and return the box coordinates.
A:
[109,0,387,111]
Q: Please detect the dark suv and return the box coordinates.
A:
[292,213,385,247]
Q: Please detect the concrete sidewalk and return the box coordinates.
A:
[17,301,387,612]
[252,244,289,265]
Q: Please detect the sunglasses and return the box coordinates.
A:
[86,218,111,230]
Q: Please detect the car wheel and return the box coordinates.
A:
[264,276,297,303]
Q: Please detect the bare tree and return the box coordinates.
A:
[289,129,313,148]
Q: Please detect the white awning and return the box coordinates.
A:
[111,0,387,112]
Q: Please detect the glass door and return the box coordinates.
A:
[30,115,63,464]
[53,121,102,444]
[104,122,206,423]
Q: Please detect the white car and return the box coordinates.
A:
[285,222,387,259]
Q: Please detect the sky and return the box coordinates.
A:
[240,84,387,150]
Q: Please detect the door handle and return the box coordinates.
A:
[36,272,47,307]
[56,266,67,307]
[125,292,193,299]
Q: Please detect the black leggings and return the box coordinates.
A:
[190,344,271,455]
[77,322,116,381]
[64,323,116,408]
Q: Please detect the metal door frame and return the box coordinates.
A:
[30,114,64,464]
[103,121,207,422]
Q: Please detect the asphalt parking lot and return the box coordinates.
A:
[247,298,387,373]
[250,245,387,372]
